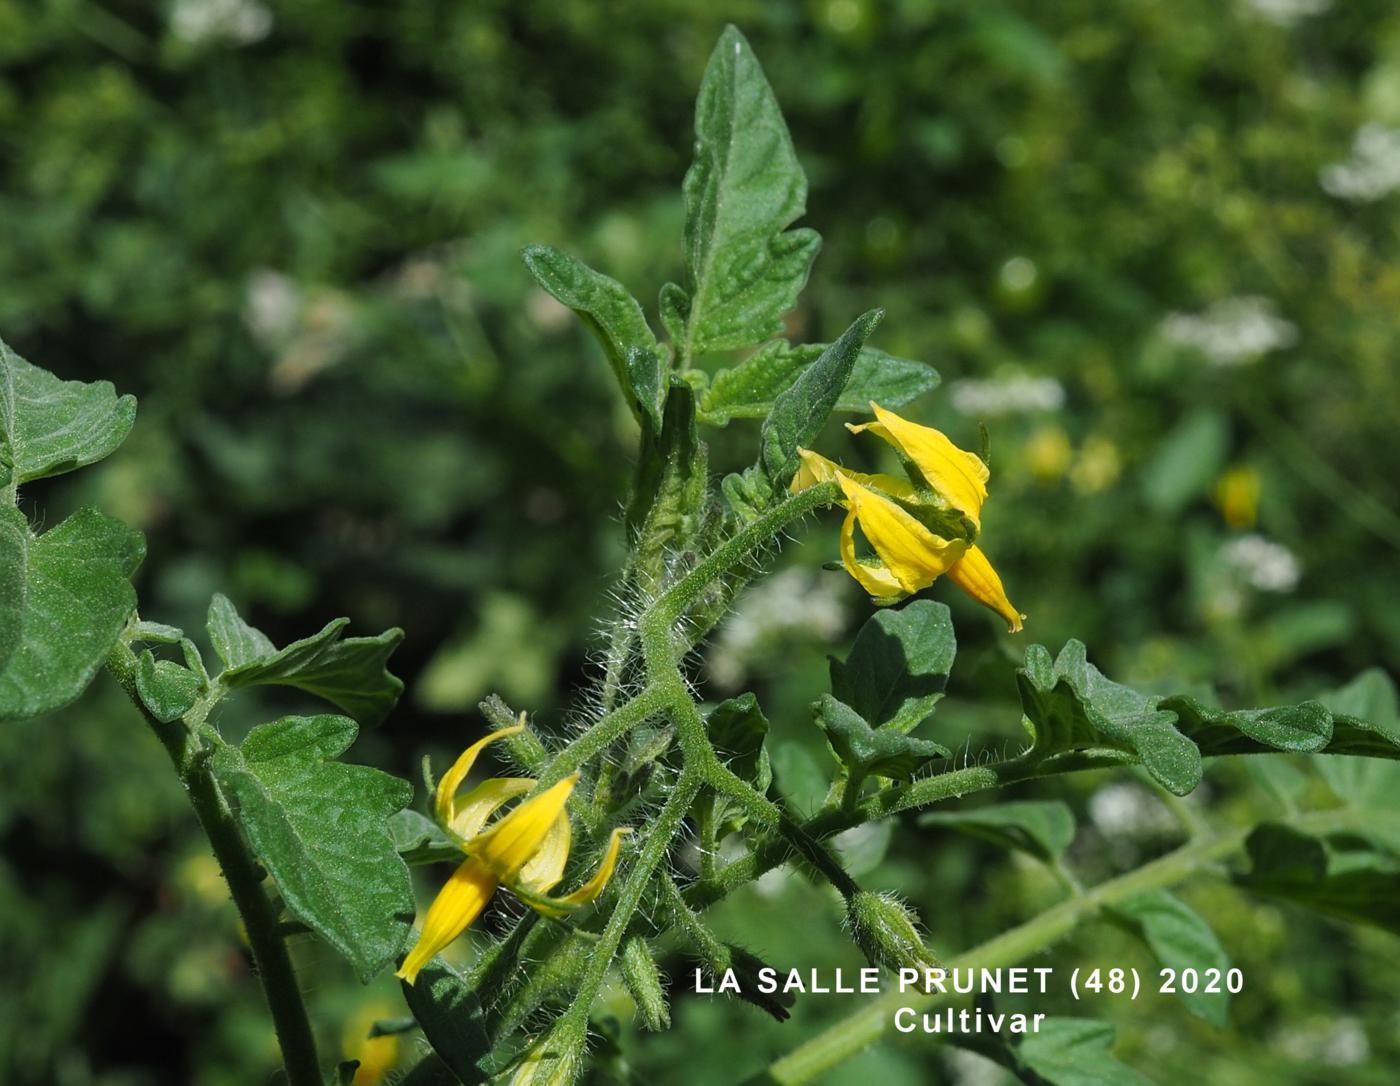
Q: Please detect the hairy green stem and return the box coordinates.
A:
[533,686,670,788]
[107,642,322,1086]
[561,772,703,1031]
[748,806,1368,1085]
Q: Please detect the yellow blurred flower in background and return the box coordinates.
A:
[1214,464,1261,529]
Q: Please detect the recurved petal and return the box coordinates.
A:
[396,855,498,985]
[538,827,632,914]
[946,544,1025,632]
[472,775,578,882]
[839,505,905,598]
[449,777,534,841]
[434,720,527,827]
[517,811,573,894]
[837,474,964,595]
[855,403,989,526]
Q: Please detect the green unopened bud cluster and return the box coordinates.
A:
[620,937,671,1031]
[847,891,940,972]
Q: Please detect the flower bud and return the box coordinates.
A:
[620,936,671,1031]
[505,1022,584,1086]
[847,891,940,972]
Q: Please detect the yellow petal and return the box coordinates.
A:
[396,855,498,985]
[792,448,915,500]
[533,827,632,916]
[837,474,964,595]
[852,403,989,527]
[517,811,573,894]
[946,544,1025,632]
[449,777,534,841]
[434,720,527,827]
[472,775,578,882]
[839,504,904,598]
[792,448,843,491]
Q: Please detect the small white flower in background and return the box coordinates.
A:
[708,569,847,689]
[1278,1016,1370,1066]
[1221,534,1301,593]
[1243,0,1332,25]
[243,270,300,348]
[1320,124,1400,202]
[1158,296,1298,366]
[1088,783,1178,838]
[948,372,1065,417]
[170,0,272,46]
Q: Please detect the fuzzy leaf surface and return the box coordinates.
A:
[210,714,414,982]
[681,26,820,356]
[0,339,136,487]
[0,506,144,721]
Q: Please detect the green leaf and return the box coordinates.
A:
[1018,641,1202,796]
[706,693,771,788]
[400,959,492,1085]
[209,714,415,981]
[831,600,955,734]
[1013,1019,1154,1086]
[1162,693,1400,759]
[1140,408,1228,515]
[207,593,276,669]
[0,339,136,489]
[626,346,667,435]
[388,809,460,865]
[521,244,662,423]
[681,26,821,356]
[700,341,938,424]
[135,651,203,723]
[210,597,404,727]
[813,694,949,784]
[1315,669,1400,806]
[1236,823,1400,934]
[0,506,144,722]
[919,800,1076,864]
[760,309,883,487]
[1108,890,1231,1025]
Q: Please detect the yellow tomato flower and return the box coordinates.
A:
[792,402,1024,632]
[397,721,630,984]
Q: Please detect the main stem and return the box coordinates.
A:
[107,643,322,1086]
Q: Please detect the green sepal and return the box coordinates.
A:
[813,694,949,785]
[620,937,671,1032]
[759,309,883,488]
[209,714,415,982]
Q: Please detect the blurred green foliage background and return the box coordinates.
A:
[3,0,1400,1083]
